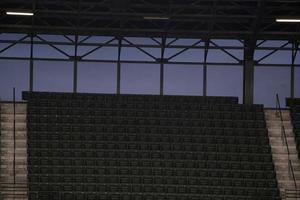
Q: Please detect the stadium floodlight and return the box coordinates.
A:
[276,19,300,23]
[143,16,170,20]
[6,11,34,16]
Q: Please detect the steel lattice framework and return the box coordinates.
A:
[0,0,300,104]
[1,0,300,39]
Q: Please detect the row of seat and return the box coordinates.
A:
[28,150,273,163]
[291,105,300,113]
[27,136,270,145]
[29,193,280,200]
[28,119,266,129]
[27,177,277,188]
[23,91,239,104]
[28,160,275,172]
[27,111,265,120]
[291,113,300,120]
[28,134,269,145]
[293,122,300,129]
[27,103,263,112]
[29,184,279,195]
[27,127,269,137]
[28,168,276,179]
[28,142,271,152]
[28,114,265,122]
[30,184,278,198]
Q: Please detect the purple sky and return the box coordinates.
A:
[0,34,299,107]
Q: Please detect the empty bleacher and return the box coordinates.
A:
[23,92,280,200]
[289,98,300,159]
[0,103,1,184]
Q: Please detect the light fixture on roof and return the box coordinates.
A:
[6,11,34,16]
[276,18,300,23]
[143,16,170,20]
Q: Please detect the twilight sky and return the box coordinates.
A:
[0,34,299,107]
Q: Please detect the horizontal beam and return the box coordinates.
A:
[0,39,297,51]
[0,56,299,67]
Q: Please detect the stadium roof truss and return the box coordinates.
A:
[1,0,300,39]
[0,0,300,104]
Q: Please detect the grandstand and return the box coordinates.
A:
[22,91,280,200]
[290,99,300,158]
[1,0,300,200]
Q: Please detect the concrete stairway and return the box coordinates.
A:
[0,103,28,200]
[265,109,300,199]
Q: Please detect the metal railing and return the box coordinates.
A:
[275,94,300,200]
[276,94,297,189]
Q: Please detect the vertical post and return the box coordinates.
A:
[117,37,122,94]
[73,35,79,93]
[291,42,298,99]
[29,34,34,91]
[291,42,295,99]
[243,39,255,105]
[160,37,166,95]
[203,39,209,96]
[13,88,16,185]
[160,62,164,95]
[30,0,35,91]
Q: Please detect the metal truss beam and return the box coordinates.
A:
[1,56,299,68]
[1,39,299,51]
[0,31,299,103]
[1,0,300,40]
[0,35,29,54]
[257,41,290,63]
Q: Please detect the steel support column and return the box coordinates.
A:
[160,61,164,95]
[160,37,166,95]
[117,37,122,94]
[291,42,299,98]
[73,35,79,93]
[29,0,36,91]
[203,39,209,96]
[29,34,34,91]
[243,39,255,105]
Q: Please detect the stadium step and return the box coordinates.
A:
[266,109,300,199]
[0,114,27,122]
[265,110,291,120]
[0,103,27,114]
[0,103,28,200]
[268,128,294,137]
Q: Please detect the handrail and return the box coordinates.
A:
[13,87,16,185]
[276,94,297,190]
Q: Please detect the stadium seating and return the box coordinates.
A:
[289,98,300,158]
[23,91,280,200]
[0,103,1,169]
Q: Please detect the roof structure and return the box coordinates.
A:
[1,0,300,40]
